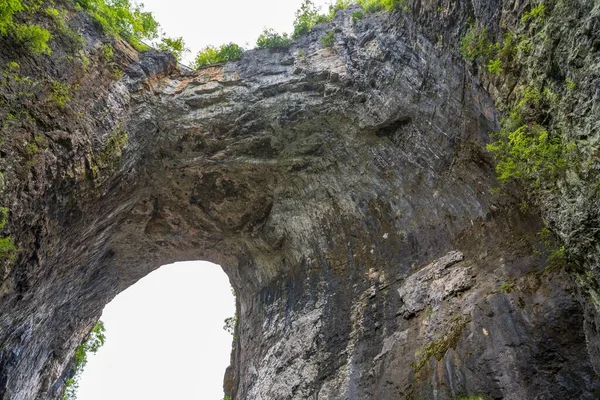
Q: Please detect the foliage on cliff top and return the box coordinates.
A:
[290,0,405,39]
[75,0,186,58]
[194,43,244,68]
[0,0,184,59]
[256,29,293,49]
[195,0,411,68]
[76,0,158,47]
[63,321,106,400]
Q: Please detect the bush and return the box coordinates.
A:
[0,0,23,35]
[460,24,493,61]
[292,0,328,38]
[328,0,352,19]
[487,120,568,188]
[321,30,335,48]
[352,10,365,22]
[256,29,292,49]
[194,45,219,67]
[14,24,52,54]
[0,0,52,55]
[157,36,186,61]
[521,4,545,24]
[358,0,406,13]
[487,58,502,74]
[51,80,74,107]
[194,43,244,68]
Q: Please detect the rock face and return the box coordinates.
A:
[1,1,600,400]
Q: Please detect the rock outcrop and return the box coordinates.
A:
[1,1,599,399]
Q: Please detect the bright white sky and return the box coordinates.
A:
[78,2,334,399]
[77,262,235,400]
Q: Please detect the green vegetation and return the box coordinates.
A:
[100,43,114,61]
[224,287,237,338]
[51,81,76,107]
[157,36,186,61]
[95,129,129,174]
[459,3,581,206]
[15,23,52,54]
[321,30,335,48]
[487,58,502,74]
[499,281,515,294]
[63,321,106,400]
[487,122,568,189]
[486,83,574,194]
[0,0,52,55]
[460,24,493,61]
[0,0,171,58]
[193,43,244,68]
[223,315,236,335]
[75,0,185,59]
[75,0,159,48]
[521,3,545,24]
[329,0,352,17]
[292,0,330,38]
[289,0,408,40]
[0,207,16,261]
[25,134,48,157]
[547,246,567,269]
[352,10,365,22]
[458,396,486,400]
[256,29,292,50]
[564,77,576,91]
[357,0,407,13]
[412,314,471,372]
[0,0,24,35]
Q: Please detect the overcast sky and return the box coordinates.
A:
[77,262,235,400]
[77,1,333,399]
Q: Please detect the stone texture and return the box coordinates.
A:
[0,1,599,400]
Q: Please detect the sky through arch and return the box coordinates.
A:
[77,262,235,400]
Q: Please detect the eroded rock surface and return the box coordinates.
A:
[0,1,599,400]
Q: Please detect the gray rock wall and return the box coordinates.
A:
[0,1,599,399]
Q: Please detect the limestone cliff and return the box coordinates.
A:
[0,1,599,399]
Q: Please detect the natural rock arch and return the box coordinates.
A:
[1,5,599,400]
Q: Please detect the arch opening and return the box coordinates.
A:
[75,262,235,400]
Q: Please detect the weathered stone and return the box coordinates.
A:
[397,250,475,318]
[0,1,599,400]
